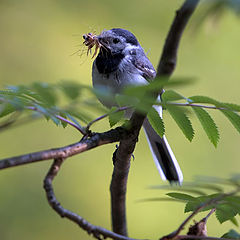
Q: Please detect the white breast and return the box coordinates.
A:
[92,58,148,108]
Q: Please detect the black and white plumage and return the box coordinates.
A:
[92,28,183,183]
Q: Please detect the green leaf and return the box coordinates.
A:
[223,103,240,112]
[222,229,240,239]
[135,97,156,114]
[147,107,165,137]
[192,107,219,147]
[137,197,184,203]
[166,192,195,201]
[66,113,83,129]
[224,196,240,212]
[162,90,185,102]
[230,217,239,227]
[34,104,51,121]
[32,82,57,106]
[0,103,16,118]
[167,106,194,141]
[123,77,193,97]
[115,94,139,108]
[221,110,240,134]
[150,184,206,195]
[189,95,240,112]
[50,116,61,126]
[189,95,219,105]
[108,107,125,127]
[66,110,91,124]
[184,194,220,213]
[59,112,68,128]
[93,86,115,104]
[216,204,238,224]
[60,81,82,100]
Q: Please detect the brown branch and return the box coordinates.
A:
[110,112,145,235]
[157,0,200,76]
[110,0,200,236]
[0,127,126,170]
[43,158,146,240]
[0,1,201,238]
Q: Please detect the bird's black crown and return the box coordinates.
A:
[111,28,139,46]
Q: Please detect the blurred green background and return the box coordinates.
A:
[0,0,240,239]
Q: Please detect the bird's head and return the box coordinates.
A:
[97,28,139,55]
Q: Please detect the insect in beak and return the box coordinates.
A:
[83,33,106,58]
[83,32,110,58]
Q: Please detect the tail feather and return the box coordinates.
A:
[143,107,183,183]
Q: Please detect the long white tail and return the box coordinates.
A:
[143,104,183,183]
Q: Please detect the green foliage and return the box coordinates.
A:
[148,175,240,228]
[0,81,106,131]
[0,80,240,146]
[192,107,219,147]
[215,203,239,224]
[147,107,165,137]
[167,105,194,141]
[108,107,125,127]
[166,192,195,201]
[221,110,240,134]
[222,229,240,239]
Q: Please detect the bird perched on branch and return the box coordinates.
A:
[85,28,183,183]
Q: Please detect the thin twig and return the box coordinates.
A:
[43,158,145,240]
[26,106,86,135]
[202,208,216,223]
[164,102,234,111]
[0,127,126,170]
[55,114,86,134]
[86,106,130,131]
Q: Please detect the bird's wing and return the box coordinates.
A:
[131,49,156,80]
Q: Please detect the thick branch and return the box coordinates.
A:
[0,127,126,170]
[110,113,145,235]
[43,158,144,240]
[0,1,201,239]
[110,0,200,236]
[157,0,200,76]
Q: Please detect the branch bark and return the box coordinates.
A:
[110,113,145,235]
[0,127,125,170]
[157,0,200,76]
[0,1,201,239]
[43,158,144,240]
[110,0,200,236]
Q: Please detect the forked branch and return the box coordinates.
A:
[110,0,200,236]
[43,158,142,240]
[0,0,202,239]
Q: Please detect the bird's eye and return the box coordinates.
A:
[113,38,120,44]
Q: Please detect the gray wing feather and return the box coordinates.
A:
[131,49,156,80]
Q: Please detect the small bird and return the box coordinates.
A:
[91,28,183,183]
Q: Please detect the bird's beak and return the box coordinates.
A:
[97,36,111,52]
